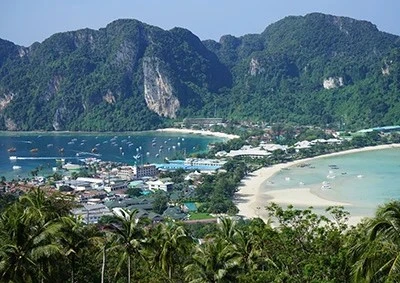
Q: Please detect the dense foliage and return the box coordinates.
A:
[1,13,400,131]
[2,189,400,282]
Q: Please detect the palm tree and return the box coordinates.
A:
[108,208,143,283]
[217,217,237,242]
[350,201,400,282]
[184,237,241,283]
[146,219,193,280]
[58,216,103,283]
[0,198,64,282]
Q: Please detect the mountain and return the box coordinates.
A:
[1,13,400,131]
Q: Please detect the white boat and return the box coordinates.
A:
[357,175,364,178]
[12,165,21,170]
[9,156,17,160]
[321,181,331,190]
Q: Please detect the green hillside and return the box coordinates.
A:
[1,13,400,131]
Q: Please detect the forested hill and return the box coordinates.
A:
[1,13,400,131]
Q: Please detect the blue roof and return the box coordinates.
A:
[358,125,400,133]
[184,202,197,211]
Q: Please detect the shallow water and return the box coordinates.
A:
[265,148,400,217]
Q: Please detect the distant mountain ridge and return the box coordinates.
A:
[1,13,400,131]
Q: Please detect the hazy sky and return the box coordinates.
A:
[1,0,399,46]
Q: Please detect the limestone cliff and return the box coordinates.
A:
[143,57,180,118]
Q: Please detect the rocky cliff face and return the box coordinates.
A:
[143,57,180,118]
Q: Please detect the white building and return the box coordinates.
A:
[71,204,112,224]
[147,179,174,192]
[117,165,158,180]
[104,181,128,193]
[184,158,226,168]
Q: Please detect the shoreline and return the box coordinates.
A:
[235,144,400,225]
[0,128,240,140]
[155,128,240,140]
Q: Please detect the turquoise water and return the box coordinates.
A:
[265,148,400,217]
[0,132,221,180]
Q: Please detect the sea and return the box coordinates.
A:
[0,131,222,180]
[264,148,400,218]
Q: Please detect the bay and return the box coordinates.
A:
[265,148,400,217]
[0,131,222,180]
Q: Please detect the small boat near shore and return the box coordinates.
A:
[12,165,21,170]
[321,181,331,190]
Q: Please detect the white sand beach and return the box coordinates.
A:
[156,128,240,140]
[235,144,400,225]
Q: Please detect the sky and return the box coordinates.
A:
[1,0,399,47]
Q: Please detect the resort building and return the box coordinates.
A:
[223,146,272,158]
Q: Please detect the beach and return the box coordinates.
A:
[156,128,240,140]
[235,144,400,225]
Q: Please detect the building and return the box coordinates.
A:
[183,118,223,128]
[155,158,226,172]
[55,180,92,191]
[133,164,158,179]
[71,204,112,224]
[117,165,158,180]
[147,179,174,192]
[104,181,128,193]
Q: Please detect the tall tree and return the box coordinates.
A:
[108,208,144,283]
[349,201,400,282]
[146,220,193,280]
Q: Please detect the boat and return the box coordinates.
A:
[285,177,291,181]
[12,165,21,170]
[91,148,98,153]
[30,148,38,153]
[9,156,17,160]
[7,147,16,152]
[321,181,331,190]
[357,175,364,178]
[59,148,64,153]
